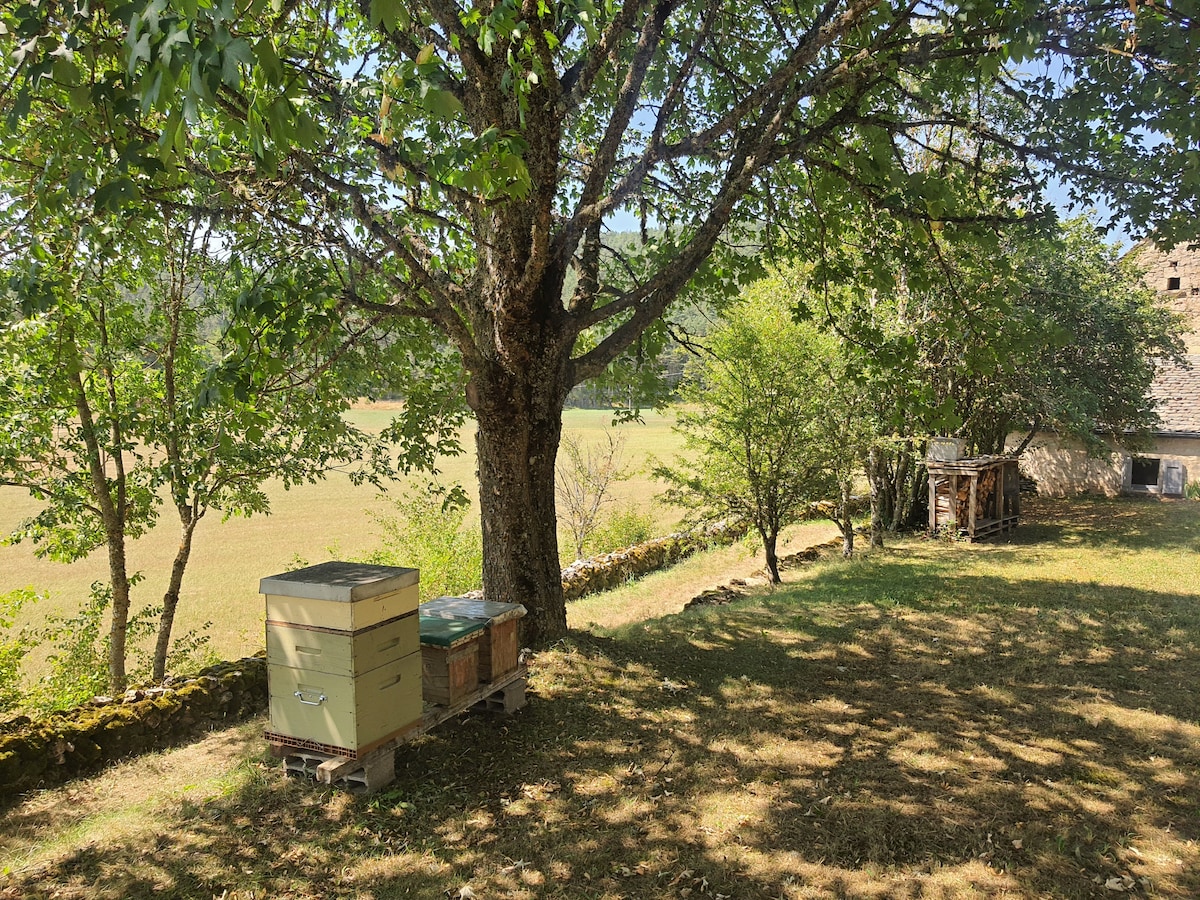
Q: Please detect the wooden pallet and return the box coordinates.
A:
[271,666,528,792]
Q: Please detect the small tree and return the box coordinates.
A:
[656,285,863,583]
[555,430,630,561]
[0,218,458,691]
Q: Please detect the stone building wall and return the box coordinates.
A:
[1128,240,1200,350]
[1014,434,1198,498]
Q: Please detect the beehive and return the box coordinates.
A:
[261,562,421,757]
[419,597,525,683]
[419,616,486,706]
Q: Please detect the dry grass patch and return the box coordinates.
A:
[1,495,1198,899]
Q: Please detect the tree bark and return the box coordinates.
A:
[469,361,572,647]
[68,364,131,693]
[866,447,888,549]
[153,513,199,682]
[762,527,781,584]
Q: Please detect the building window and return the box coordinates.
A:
[1168,260,1178,269]
[1131,457,1161,487]
[1167,276,1181,290]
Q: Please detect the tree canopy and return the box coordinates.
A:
[2,0,1197,643]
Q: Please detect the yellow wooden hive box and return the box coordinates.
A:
[260,562,422,756]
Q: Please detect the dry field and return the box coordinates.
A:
[2,495,1197,899]
[0,408,685,664]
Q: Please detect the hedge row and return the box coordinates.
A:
[0,655,266,803]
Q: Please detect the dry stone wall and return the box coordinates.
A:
[0,655,266,803]
[560,520,746,601]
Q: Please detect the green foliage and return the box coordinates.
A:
[1185,481,1200,502]
[656,284,871,579]
[23,582,116,713]
[0,588,39,714]
[15,580,216,715]
[585,503,655,558]
[791,216,1183,458]
[361,482,483,602]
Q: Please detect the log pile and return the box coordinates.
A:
[953,466,997,522]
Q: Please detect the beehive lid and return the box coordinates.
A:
[419,615,486,648]
[420,597,527,625]
[259,561,419,602]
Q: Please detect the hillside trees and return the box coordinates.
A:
[2,0,1198,644]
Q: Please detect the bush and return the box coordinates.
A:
[362,481,483,601]
[10,580,216,717]
[0,589,39,714]
[585,503,655,557]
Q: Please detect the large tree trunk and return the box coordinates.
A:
[866,447,889,550]
[469,361,571,648]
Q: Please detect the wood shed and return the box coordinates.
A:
[927,456,1020,541]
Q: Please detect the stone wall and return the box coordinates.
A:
[560,520,746,601]
[0,656,267,803]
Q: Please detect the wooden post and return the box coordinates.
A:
[928,474,938,534]
[968,473,977,539]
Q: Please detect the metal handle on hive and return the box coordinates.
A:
[294,690,327,706]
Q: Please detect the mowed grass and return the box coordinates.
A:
[0,407,685,664]
[2,495,1198,899]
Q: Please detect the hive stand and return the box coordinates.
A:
[270,666,528,792]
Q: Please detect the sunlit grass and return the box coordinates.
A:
[0,406,688,666]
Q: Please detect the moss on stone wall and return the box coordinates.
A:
[561,521,746,601]
[0,655,267,803]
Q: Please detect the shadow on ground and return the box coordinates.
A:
[2,497,1198,899]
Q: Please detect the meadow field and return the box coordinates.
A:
[0,408,688,665]
[1,494,1197,899]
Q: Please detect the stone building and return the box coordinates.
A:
[1128,240,1200,352]
[1014,239,1200,497]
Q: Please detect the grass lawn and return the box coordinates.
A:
[0,407,684,665]
[2,495,1198,899]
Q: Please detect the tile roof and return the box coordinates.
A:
[1150,355,1200,435]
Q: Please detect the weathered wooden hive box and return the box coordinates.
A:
[261,562,421,757]
[419,597,526,682]
[418,616,486,706]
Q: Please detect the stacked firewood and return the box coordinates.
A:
[954,468,998,521]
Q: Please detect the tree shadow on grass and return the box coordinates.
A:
[3,498,1199,899]
[6,566,1198,899]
